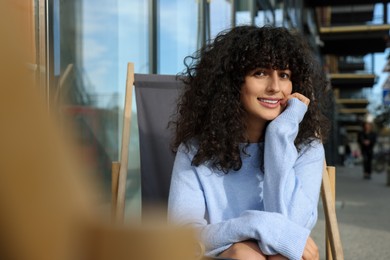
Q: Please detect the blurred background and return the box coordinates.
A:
[5,0,390,258]
[19,0,390,218]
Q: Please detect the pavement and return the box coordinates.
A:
[311,165,390,259]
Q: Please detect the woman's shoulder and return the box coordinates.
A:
[297,138,324,158]
[175,139,218,174]
[177,139,200,156]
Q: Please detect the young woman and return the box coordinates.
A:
[168,25,330,260]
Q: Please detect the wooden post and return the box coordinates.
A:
[326,166,336,260]
[321,164,344,260]
[115,63,134,223]
[111,161,120,222]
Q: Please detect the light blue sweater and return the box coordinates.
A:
[168,98,325,260]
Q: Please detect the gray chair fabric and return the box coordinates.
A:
[134,74,183,215]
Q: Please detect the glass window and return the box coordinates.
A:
[235,0,252,26]
[284,0,303,29]
[52,0,149,220]
[274,7,284,27]
[210,0,232,39]
[158,0,197,75]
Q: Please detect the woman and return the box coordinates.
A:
[168,25,330,260]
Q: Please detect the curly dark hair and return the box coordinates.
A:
[170,25,330,172]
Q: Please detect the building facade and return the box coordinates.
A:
[22,0,389,217]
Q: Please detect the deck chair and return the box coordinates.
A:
[111,64,181,222]
[112,64,344,259]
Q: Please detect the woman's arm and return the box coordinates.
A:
[263,97,324,229]
[168,145,310,260]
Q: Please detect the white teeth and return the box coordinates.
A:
[259,98,278,104]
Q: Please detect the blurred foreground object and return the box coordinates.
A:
[0,2,98,260]
[0,2,198,260]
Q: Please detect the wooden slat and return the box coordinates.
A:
[322,164,344,260]
[329,73,375,79]
[336,99,368,105]
[338,108,368,114]
[115,63,134,223]
[320,24,390,34]
[326,166,336,260]
[111,161,120,222]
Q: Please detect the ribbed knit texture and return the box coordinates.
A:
[168,98,324,260]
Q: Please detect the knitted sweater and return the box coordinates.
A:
[167,98,325,260]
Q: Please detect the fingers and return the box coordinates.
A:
[302,237,319,260]
[285,92,310,106]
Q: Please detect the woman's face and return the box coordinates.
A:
[240,68,293,126]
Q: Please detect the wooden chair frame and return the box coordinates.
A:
[322,164,344,260]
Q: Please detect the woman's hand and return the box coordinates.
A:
[219,240,267,260]
[301,236,319,260]
[281,92,310,107]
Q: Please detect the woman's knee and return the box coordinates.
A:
[219,240,266,260]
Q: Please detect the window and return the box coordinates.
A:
[158,0,197,74]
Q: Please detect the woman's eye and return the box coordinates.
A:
[280,72,291,79]
[254,70,266,77]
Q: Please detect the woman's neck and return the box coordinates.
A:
[246,121,267,143]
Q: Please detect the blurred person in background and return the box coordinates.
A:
[358,122,377,179]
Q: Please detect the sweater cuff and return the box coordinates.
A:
[278,98,308,124]
[206,244,231,257]
[275,221,310,260]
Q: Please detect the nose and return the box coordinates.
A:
[266,71,280,93]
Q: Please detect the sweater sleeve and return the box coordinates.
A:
[263,98,324,229]
[168,144,310,260]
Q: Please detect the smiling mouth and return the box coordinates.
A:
[257,98,280,104]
